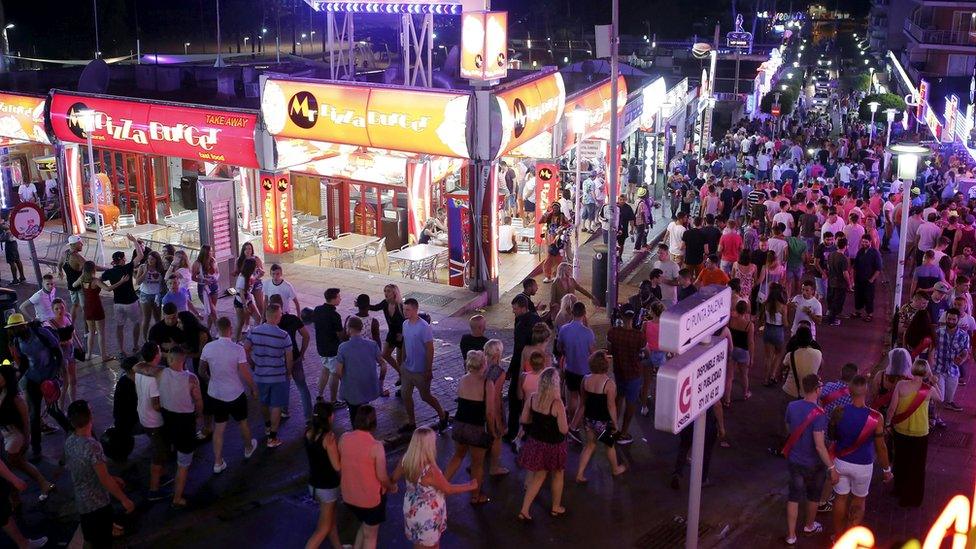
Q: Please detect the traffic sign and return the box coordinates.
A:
[8,203,43,241]
[654,337,728,434]
[658,285,731,354]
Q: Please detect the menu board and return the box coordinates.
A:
[210,200,234,260]
[196,178,240,291]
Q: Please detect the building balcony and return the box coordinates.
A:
[904,18,976,46]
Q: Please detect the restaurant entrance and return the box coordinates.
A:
[92,148,171,224]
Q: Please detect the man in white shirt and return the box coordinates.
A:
[788,280,823,337]
[650,244,681,305]
[264,264,301,316]
[757,151,771,179]
[837,163,852,185]
[134,342,168,500]
[821,208,846,239]
[772,201,795,236]
[200,317,258,474]
[17,182,38,203]
[20,274,57,322]
[916,212,943,253]
[665,212,687,264]
[843,214,865,259]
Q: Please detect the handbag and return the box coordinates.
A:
[72,332,86,362]
[598,426,619,447]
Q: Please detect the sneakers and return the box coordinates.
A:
[213,460,228,474]
[945,402,964,412]
[281,409,290,419]
[640,404,650,417]
[542,277,553,283]
[27,537,47,548]
[803,521,824,535]
[243,439,258,459]
[817,501,833,513]
[616,433,634,445]
[266,438,283,449]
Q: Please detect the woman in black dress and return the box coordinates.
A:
[370,284,406,394]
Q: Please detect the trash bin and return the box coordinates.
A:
[592,244,608,307]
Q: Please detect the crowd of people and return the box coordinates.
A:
[0,69,971,549]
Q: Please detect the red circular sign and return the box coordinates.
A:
[678,375,693,414]
[9,202,44,241]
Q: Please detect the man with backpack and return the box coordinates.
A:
[5,314,62,460]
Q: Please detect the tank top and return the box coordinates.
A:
[340,430,382,508]
[305,433,340,489]
[834,405,876,465]
[140,268,163,294]
[528,399,564,444]
[158,368,196,414]
[0,393,20,428]
[730,324,750,349]
[63,259,81,290]
[454,380,487,426]
[521,371,541,397]
[893,386,930,437]
[583,378,611,421]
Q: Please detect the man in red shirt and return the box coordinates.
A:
[718,219,744,274]
[607,309,646,445]
[696,255,732,287]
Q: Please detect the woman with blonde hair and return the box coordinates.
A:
[517,367,568,521]
[192,244,219,331]
[370,284,407,385]
[547,262,595,320]
[395,427,476,548]
[232,242,266,319]
[483,339,509,476]
[573,351,627,482]
[444,351,495,504]
[553,293,578,332]
[166,249,202,318]
[887,358,943,507]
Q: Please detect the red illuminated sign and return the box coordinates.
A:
[49,92,260,169]
[534,162,559,245]
[260,173,294,254]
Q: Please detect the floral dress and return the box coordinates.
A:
[403,465,447,546]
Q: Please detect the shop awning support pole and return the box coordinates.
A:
[92,0,101,59]
[572,136,583,279]
[606,0,620,315]
[84,133,104,266]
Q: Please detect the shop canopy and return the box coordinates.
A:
[0,92,50,145]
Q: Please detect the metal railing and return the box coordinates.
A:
[904,19,976,46]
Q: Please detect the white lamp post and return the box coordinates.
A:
[184,42,190,55]
[214,0,225,67]
[868,101,880,145]
[889,143,930,313]
[884,108,897,148]
[2,24,13,72]
[77,109,105,265]
[569,106,587,279]
[869,66,875,93]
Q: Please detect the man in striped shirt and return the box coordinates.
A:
[243,303,293,448]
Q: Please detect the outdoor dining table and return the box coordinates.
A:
[301,219,331,233]
[319,234,380,268]
[114,223,166,240]
[387,243,446,278]
[164,212,198,228]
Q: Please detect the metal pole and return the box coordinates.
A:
[85,133,104,265]
[573,136,583,279]
[27,240,41,286]
[886,120,892,148]
[651,109,660,200]
[92,0,100,58]
[893,174,912,314]
[870,110,876,145]
[214,0,225,67]
[276,2,281,63]
[607,0,620,314]
[734,51,741,95]
[686,415,706,549]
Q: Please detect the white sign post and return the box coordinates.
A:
[659,285,731,354]
[654,284,731,549]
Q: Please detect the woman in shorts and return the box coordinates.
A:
[761,283,788,387]
[443,351,495,505]
[304,402,342,549]
[45,298,78,406]
[233,258,261,341]
[339,406,394,549]
[192,245,219,332]
[0,366,54,500]
[640,302,667,417]
[725,300,755,406]
[135,250,165,342]
[233,243,265,320]
[369,284,406,383]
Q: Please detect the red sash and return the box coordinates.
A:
[831,409,882,459]
[820,386,850,408]
[891,385,931,426]
[782,405,825,458]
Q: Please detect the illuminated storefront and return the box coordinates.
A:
[0,92,55,210]
[48,90,261,230]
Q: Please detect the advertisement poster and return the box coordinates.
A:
[0,93,48,144]
[559,77,627,155]
[534,161,560,245]
[460,11,508,82]
[406,161,431,243]
[60,143,86,235]
[446,193,470,287]
[259,173,294,254]
[49,92,260,168]
[493,71,566,158]
[480,164,498,279]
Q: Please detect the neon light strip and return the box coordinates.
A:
[887,50,917,95]
[316,2,462,14]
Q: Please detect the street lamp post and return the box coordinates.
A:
[868,101,880,145]
[92,0,101,58]
[2,24,13,72]
[77,109,105,265]
[184,42,190,55]
[300,33,307,55]
[214,0,225,67]
[884,108,897,148]
[243,36,250,53]
[569,106,587,279]
[889,143,930,314]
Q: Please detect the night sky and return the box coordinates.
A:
[0,0,870,60]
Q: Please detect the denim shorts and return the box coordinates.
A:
[787,461,826,503]
[648,350,668,367]
[138,290,159,305]
[763,324,785,347]
[258,381,289,408]
[309,485,339,504]
[731,347,750,364]
[615,376,642,404]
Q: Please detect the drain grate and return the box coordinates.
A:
[634,518,713,548]
[404,292,454,307]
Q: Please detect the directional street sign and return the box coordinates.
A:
[654,337,728,434]
[658,285,731,354]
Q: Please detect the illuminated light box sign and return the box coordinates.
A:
[460,11,508,82]
[311,1,462,14]
[259,173,294,255]
[49,91,260,168]
[726,31,753,49]
[0,92,49,144]
[493,70,566,158]
[558,76,628,155]
[262,78,472,159]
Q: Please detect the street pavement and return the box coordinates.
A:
[5,222,969,548]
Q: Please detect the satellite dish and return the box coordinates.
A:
[78,59,110,94]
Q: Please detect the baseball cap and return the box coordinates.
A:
[67,235,82,245]
[934,281,952,294]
